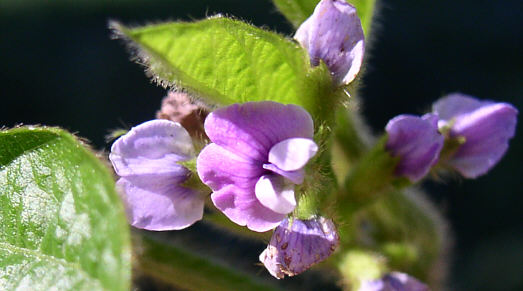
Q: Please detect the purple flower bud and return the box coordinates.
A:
[385,114,444,182]
[259,217,339,279]
[294,0,365,85]
[109,119,205,231]
[359,272,429,291]
[197,101,318,232]
[433,93,518,178]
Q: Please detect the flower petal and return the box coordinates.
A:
[359,272,429,291]
[447,102,518,178]
[433,93,486,121]
[116,175,204,231]
[197,143,264,190]
[268,138,318,172]
[386,114,444,182]
[294,0,365,85]
[110,119,194,177]
[255,175,296,214]
[211,185,286,232]
[204,101,314,162]
[263,164,305,184]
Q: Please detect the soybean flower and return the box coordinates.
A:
[197,101,318,232]
[109,119,205,230]
[433,93,518,178]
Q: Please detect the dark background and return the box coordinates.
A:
[1,0,521,290]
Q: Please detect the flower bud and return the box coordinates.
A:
[385,114,444,182]
[294,0,365,85]
[433,93,518,178]
[259,217,339,278]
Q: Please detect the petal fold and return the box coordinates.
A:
[268,138,318,172]
[255,175,296,214]
[110,119,194,177]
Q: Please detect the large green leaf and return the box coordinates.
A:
[272,0,376,34]
[113,17,335,122]
[0,127,130,290]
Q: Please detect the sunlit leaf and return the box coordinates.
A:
[113,17,335,122]
[0,127,131,291]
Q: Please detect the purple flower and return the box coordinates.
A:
[359,272,429,291]
[294,0,365,85]
[259,217,339,279]
[109,119,205,231]
[197,101,318,232]
[385,114,444,182]
[433,93,518,178]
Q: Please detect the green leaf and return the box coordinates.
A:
[272,0,376,35]
[0,127,131,291]
[112,17,335,122]
[272,0,318,28]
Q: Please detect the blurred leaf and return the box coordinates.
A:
[356,189,447,287]
[113,17,335,122]
[134,231,284,291]
[0,127,131,291]
[272,0,376,34]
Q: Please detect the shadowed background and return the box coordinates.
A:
[1,0,521,290]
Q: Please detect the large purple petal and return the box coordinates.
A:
[203,101,314,162]
[117,175,204,231]
[197,143,264,190]
[386,114,444,182]
[211,185,286,232]
[447,102,518,178]
[110,119,194,177]
[198,143,286,231]
[294,0,365,85]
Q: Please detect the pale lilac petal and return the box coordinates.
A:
[197,143,264,190]
[204,101,314,161]
[260,217,339,278]
[268,138,318,171]
[386,114,444,182]
[116,176,204,231]
[263,164,305,184]
[433,93,486,121]
[211,185,286,232]
[294,0,365,85]
[110,119,194,177]
[359,272,429,291]
[446,102,518,178]
[255,175,296,214]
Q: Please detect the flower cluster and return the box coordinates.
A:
[385,93,517,182]
[108,0,518,286]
